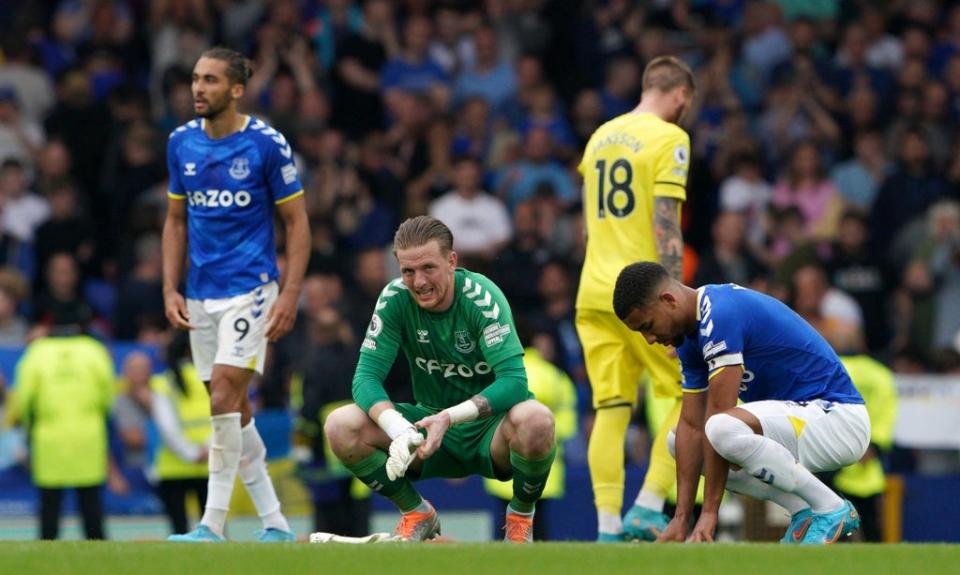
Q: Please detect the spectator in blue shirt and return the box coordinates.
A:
[454,24,516,114]
[381,16,449,118]
[495,127,576,212]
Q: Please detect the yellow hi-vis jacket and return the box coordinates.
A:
[151,364,211,481]
[14,335,114,487]
[485,347,578,500]
[835,355,898,498]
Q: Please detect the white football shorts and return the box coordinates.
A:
[187,282,278,381]
[738,399,871,472]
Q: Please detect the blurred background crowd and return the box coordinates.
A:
[1,0,960,541]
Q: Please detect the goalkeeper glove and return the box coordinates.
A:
[386,429,423,481]
[376,408,423,481]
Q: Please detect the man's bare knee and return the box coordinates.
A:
[209,381,243,415]
[508,401,556,458]
[324,405,375,462]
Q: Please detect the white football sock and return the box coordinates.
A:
[598,510,623,534]
[726,468,809,515]
[239,419,290,532]
[705,413,843,514]
[634,489,665,512]
[201,412,242,536]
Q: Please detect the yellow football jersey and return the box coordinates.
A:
[575,112,690,311]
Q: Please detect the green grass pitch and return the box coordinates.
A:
[1,542,959,575]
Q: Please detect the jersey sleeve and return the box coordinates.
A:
[92,341,115,414]
[466,274,528,414]
[467,275,524,367]
[677,341,708,393]
[166,135,185,199]
[652,128,690,201]
[577,134,594,176]
[258,127,304,204]
[351,280,405,412]
[697,288,745,379]
[12,344,40,426]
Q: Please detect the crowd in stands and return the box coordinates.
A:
[2,0,960,531]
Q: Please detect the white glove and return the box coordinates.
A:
[386,429,423,481]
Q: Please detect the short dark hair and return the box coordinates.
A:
[201,47,253,86]
[1,157,24,171]
[613,262,670,320]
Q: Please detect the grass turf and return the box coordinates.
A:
[1,542,959,575]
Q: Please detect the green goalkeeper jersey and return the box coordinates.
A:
[352,268,528,414]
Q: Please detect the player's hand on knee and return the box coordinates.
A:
[656,516,689,543]
[266,291,298,341]
[685,512,717,543]
[164,291,194,330]
[386,429,423,481]
[414,412,451,459]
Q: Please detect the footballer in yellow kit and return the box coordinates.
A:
[575,55,695,542]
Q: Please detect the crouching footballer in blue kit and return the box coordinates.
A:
[613,262,869,544]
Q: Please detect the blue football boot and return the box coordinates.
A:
[596,532,627,542]
[168,525,226,543]
[622,505,669,541]
[254,528,297,542]
[779,508,813,544]
[801,500,860,544]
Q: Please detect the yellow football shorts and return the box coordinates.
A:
[576,308,682,408]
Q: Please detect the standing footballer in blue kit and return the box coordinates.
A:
[162,47,310,542]
[613,262,870,545]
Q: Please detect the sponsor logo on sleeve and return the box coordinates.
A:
[362,337,377,351]
[281,163,298,185]
[483,322,512,347]
[367,313,383,337]
[702,340,727,360]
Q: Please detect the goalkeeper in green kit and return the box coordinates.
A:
[325,216,557,543]
[324,216,557,543]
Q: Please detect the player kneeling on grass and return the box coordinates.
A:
[325,216,556,543]
[613,262,870,544]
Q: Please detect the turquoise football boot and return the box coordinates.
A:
[779,508,813,544]
[801,501,860,544]
[622,505,669,541]
[254,528,297,542]
[168,525,226,542]
[596,532,626,542]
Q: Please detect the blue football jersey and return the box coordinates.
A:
[677,284,864,405]
[167,116,304,299]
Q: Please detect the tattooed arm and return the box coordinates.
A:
[470,395,493,418]
[654,196,684,281]
[414,364,521,458]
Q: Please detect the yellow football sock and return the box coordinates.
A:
[640,399,682,500]
[588,405,632,516]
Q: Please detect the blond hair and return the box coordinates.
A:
[642,55,695,94]
[393,216,454,254]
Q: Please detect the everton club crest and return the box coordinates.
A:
[229,157,250,180]
[454,330,476,354]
